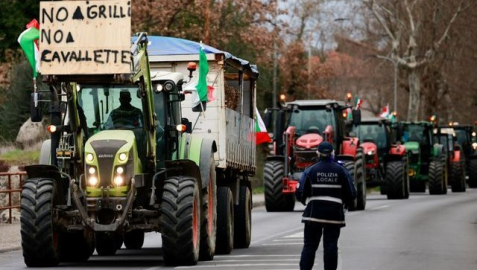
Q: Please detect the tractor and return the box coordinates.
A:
[395,122,447,194]
[263,100,366,212]
[20,33,218,266]
[351,117,409,199]
[433,127,466,192]
[445,124,477,187]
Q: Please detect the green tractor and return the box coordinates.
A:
[20,33,217,266]
[396,122,447,194]
[433,127,466,192]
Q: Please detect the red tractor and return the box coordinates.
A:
[263,100,366,212]
[351,118,409,199]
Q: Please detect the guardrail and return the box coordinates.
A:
[0,171,27,224]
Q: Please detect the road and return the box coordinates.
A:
[0,189,476,269]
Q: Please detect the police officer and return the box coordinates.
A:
[296,141,356,270]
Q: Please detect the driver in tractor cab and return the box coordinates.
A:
[105,90,143,129]
[363,126,377,142]
[305,113,322,134]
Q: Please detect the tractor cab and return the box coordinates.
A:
[352,118,391,159]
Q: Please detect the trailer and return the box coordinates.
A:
[147,36,258,252]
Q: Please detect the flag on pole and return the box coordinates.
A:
[18,19,40,78]
[355,97,363,110]
[192,44,209,111]
[380,104,390,118]
[255,108,272,145]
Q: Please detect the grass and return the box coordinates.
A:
[252,186,264,194]
[0,148,40,166]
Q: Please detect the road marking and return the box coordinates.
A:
[262,242,303,246]
[272,238,303,242]
[250,227,303,245]
[283,232,303,238]
[370,205,390,210]
[176,263,299,268]
[216,254,300,258]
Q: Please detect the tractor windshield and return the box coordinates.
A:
[352,124,388,150]
[79,85,143,132]
[454,129,468,147]
[403,125,430,145]
[288,107,334,137]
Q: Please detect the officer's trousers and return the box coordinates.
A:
[299,222,341,270]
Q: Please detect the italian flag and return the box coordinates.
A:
[380,104,389,118]
[255,108,271,145]
[355,97,363,110]
[192,45,209,111]
[18,19,40,77]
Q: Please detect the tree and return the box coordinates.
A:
[363,0,474,121]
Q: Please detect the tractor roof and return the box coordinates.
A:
[285,99,348,109]
[360,117,390,124]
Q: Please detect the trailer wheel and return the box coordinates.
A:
[469,159,477,188]
[429,158,447,195]
[234,185,252,249]
[95,232,121,256]
[161,176,201,266]
[385,161,407,199]
[199,154,217,261]
[124,230,145,249]
[264,161,295,212]
[215,186,234,254]
[451,158,466,192]
[20,178,60,267]
[59,231,94,262]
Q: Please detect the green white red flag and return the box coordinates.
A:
[255,108,271,145]
[192,45,209,111]
[355,97,363,110]
[17,19,40,78]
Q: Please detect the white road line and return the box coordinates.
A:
[272,239,303,242]
[283,232,303,238]
[176,263,299,268]
[198,259,300,263]
[215,254,300,258]
[370,205,390,210]
[262,242,303,246]
[250,227,303,245]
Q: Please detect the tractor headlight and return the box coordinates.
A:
[118,153,128,162]
[88,167,96,174]
[88,176,98,186]
[86,153,94,163]
[472,142,477,150]
[113,176,124,186]
[367,151,375,155]
[116,166,124,174]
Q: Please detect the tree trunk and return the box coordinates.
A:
[407,68,421,122]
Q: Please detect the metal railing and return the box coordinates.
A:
[0,171,27,224]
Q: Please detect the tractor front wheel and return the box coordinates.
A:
[429,159,447,195]
[451,158,466,192]
[161,176,201,266]
[385,161,407,199]
[264,161,295,212]
[20,178,60,267]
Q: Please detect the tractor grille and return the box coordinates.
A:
[90,139,127,187]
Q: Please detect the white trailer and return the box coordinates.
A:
[147,36,258,252]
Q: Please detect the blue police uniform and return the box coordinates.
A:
[296,142,356,270]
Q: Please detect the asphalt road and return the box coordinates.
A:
[0,189,476,269]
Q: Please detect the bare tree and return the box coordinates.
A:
[363,0,473,121]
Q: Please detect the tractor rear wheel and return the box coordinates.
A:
[429,159,447,195]
[343,161,357,211]
[385,161,407,199]
[20,178,60,267]
[234,185,252,249]
[215,186,234,254]
[264,161,295,212]
[451,158,466,192]
[355,152,366,210]
[124,230,145,249]
[59,231,94,262]
[467,159,477,188]
[161,176,201,266]
[199,154,217,261]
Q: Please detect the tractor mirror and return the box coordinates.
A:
[352,109,361,125]
[263,109,272,130]
[30,93,42,122]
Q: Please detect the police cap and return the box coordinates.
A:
[318,141,333,157]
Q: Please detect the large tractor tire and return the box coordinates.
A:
[95,232,122,256]
[161,176,201,266]
[385,161,407,199]
[355,152,367,210]
[234,185,252,249]
[428,159,447,195]
[215,186,234,254]
[20,178,60,267]
[343,161,357,211]
[467,159,477,188]
[199,154,217,261]
[59,231,94,262]
[124,230,145,249]
[451,158,466,193]
[264,161,295,212]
